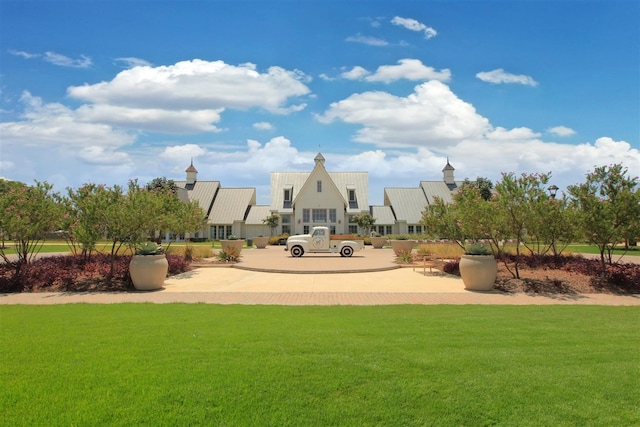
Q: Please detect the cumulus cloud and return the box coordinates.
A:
[160,144,208,163]
[391,16,437,39]
[365,59,451,83]
[67,59,311,114]
[547,126,576,136]
[345,34,389,46]
[316,80,490,147]
[76,104,224,133]
[476,68,538,86]
[340,66,371,80]
[0,92,135,148]
[76,146,132,165]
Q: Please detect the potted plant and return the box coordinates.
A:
[221,235,244,254]
[129,242,168,291]
[370,233,387,249]
[459,243,497,291]
[390,235,417,256]
[253,235,269,249]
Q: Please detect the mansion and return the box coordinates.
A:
[175,153,462,240]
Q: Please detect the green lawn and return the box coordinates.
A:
[1,305,638,426]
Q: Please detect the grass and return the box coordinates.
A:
[566,244,640,257]
[1,305,638,426]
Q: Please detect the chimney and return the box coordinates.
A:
[185,159,198,185]
[442,158,455,185]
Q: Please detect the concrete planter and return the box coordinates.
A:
[370,237,387,249]
[221,239,244,254]
[459,255,497,291]
[129,254,168,291]
[390,240,416,256]
[253,236,269,249]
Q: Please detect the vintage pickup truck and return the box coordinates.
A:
[285,226,364,257]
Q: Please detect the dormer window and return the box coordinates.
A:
[283,187,292,208]
[348,188,358,209]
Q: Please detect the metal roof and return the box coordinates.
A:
[383,188,428,224]
[371,205,396,225]
[270,171,368,212]
[420,181,463,204]
[208,188,256,224]
[244,205,273,225]
[174,180,220,215]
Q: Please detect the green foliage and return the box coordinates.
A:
[145,176,177,193]
[2,305,638,425]
[395,251,414,264]
[464,243,492,255]
[216,247,241,262]
[461,176,493,201]
[136,241,164,255]
[568,164,640,273]
[262,213,280,236]
[0,180,63,272]
[352,212,376,235]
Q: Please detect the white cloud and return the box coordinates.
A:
[76,146,132,165]
[476,68,538,86]
[114,57,153,68]
[365,59,451,83]
[0,92,135,148]
[340,66,371,80]
[253,122,274,131]
[391,16,437,39]
[9,50,92,68]
[67,59,311,114]
[76,104,224,133]
[345,34,389,46]
[316,80,490,147]
[547,126,576,136]
[486,127,541,141]
[160,144,207,163]
[44,52,92,68]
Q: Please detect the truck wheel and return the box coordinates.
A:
[291,246,304,257]
[340,246,354,257]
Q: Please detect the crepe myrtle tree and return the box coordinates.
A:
[568,164,640,272]
[352,212,376,236]
[262,213,280,236]
[0,180,64,273]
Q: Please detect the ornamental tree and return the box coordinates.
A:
[0,180,63,272]
[352,212,376,236]
[568,164,640,272]
[262,213,280,236]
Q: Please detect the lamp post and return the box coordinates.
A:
[548,184,559,199]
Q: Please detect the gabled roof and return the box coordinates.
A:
[244,205,273,225]
[384,188,428,224]
[420,181,463,204]
[270,171,368,212]
[174,180,220,216]
[371,205,396,225]
[208,188,256,224]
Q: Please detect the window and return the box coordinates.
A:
[329,209,336,223]
[317,180,322,192]
[282,225,291,235]
[386,226,393,235]
[281,215,291,224]
[283,188,292,208]
[313,228,325,237]
[348,189,357,209]
[312,209,327,223]
[408,225,414,234]
[330,225,336,234]
[303,225,309,234]
[348,225,358,234]
[303,209,310,223]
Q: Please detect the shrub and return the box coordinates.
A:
[395,251,414,264]
[443,259,460,275]
[216,247,241,263]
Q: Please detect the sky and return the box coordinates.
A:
[1,0,638,205]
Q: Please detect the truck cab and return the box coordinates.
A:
[285,226,364,257]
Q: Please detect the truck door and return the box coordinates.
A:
[311,228,328,250]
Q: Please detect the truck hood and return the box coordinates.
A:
[287,234,311,241]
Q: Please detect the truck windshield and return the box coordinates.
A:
[312,229,325,237]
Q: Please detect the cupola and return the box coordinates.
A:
[442,158,455,185]
[186,159,198,185]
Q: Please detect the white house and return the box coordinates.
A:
[174,154,461,239]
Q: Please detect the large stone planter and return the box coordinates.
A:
[370,236,387,249]
[129,254,168,291]
[459,255,498,291]
[221,239,244,254]
[390,240,416,256]
[253,236,269,249]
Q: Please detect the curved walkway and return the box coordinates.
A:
[1,246,639,306]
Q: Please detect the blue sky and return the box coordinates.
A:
[1,0,638,205]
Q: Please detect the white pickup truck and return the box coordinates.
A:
[285,226,364,257]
